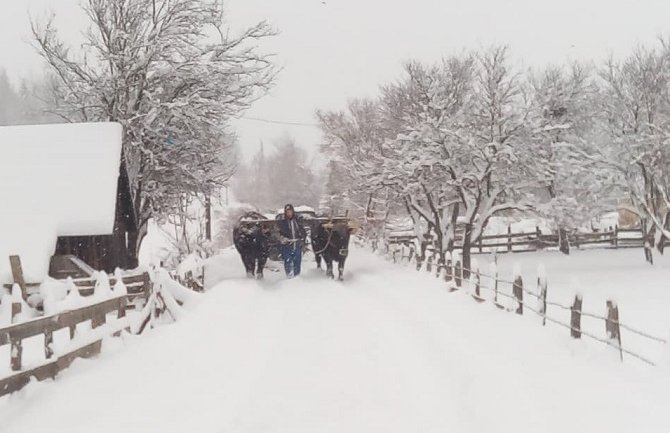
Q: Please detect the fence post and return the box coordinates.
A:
[455,260,462,288]
[444,257,453,282]
[606,300,624,362]
[142,272,152,306]
[613,225,619,249]
[11,301,22,371]
[473,268,483,302]
[92,309,106,330]
[538,275,548,326]
[478,236,483,253]
[507,225,512,252]
[570,295,582,338]
[513,276,523,314]
[113,295,128,337]
[494,276,501,308]
[9,255,27,301]
[44,327,54,360]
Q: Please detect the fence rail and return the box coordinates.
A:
[386,225,664,258]
[0,254,155,398]
[0,294,135,397]
[382,248,666,366]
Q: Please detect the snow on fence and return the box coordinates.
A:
[0,257,201,398]
[383,249,667,366]
[0,284,133,397]
[386,225,662,258]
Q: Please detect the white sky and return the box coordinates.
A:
[3,0,670,160]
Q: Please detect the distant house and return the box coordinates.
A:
[0,122,137,284]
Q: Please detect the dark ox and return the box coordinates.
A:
[233,214,271,279]
[311,220,354,280]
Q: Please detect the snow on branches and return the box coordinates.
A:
[31,0,277,259]
[318,40,670,265]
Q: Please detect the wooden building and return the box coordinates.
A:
[0,122,136,284]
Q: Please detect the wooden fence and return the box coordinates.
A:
[72,272,152,307]
[385,250,667,366]
[0,264,153,398]
[0,295,130,396]
[386,225,660,260]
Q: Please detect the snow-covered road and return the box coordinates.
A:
[2,248,669,432]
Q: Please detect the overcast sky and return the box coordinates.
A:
[3,0,670,160]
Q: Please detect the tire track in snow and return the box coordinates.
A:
[221,264,467,432]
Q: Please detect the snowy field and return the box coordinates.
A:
[1,247,669,433]
[465,248,670,364]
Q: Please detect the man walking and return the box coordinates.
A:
[278,204,306,278]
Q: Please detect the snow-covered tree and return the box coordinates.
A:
[527,63,615,253]
[318,98,394,221]
[318,49,539,272]
[31,0,276,264]
[379,56,475,266]
[590,45,670,263]
[233,135,321,212]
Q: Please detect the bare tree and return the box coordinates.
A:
[31,0,276,264]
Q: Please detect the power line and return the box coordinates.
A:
[238,116,319,128]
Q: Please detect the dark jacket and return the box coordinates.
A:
[278,216,306,249]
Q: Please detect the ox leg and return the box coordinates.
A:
[338,258,346,281]
[242,254,255,278]
[256,255,267,280]
[325,256,334,279]
[316,253,322,269]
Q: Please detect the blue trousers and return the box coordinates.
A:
[281,246,302,278]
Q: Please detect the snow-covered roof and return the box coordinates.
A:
[0,122,123,283]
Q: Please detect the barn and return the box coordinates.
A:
[0,122,137,284]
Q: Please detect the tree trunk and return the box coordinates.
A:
[657,212,669,255]
[462,223,473,279]
[205,194,212,241]
[126,226,143,269]
[433,226,444,265]
[558,227,570,255]
[642,220,654,264]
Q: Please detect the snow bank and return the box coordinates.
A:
[0,122,123,284]
[155,268,201,305]
[3,247,670,433]
[176,254,203,279]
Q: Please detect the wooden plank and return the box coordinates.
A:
[11,302,22,371]
[606,300,624,361]
[0,297,125,344]
[1,282,40,290]
[570,295,583,339]
[573,238,617,245]
[476,240,539,248]
[0,363,55,397]
[9,256,27,300]
[513,276,523,315]
[55,340,103,371]
[71,272,149,288]
[507,225,512,252]
[480,231,539,240]
[617,228,643,233]
[44,328,54,360]
[0,340,102,398]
